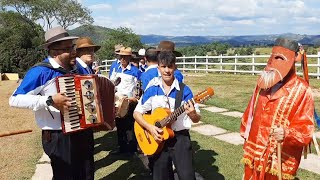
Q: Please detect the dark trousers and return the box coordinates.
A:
[152,130,195,180]
[115,101,138,153]
[42,129,94,180]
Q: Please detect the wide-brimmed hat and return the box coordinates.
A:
[155,40,182,57]
[40,26,78,50]
[114,44,124,53]
[116,47,132,56]
[75,37,101,52]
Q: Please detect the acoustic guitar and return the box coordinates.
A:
[134,87,214,155]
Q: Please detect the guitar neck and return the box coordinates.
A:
[160,98,195,127]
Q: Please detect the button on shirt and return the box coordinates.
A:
[110,63,141,97]
[135,77,200,131]
[9,57,68,130]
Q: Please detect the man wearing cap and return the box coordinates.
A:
[240,38,314,179]
[75,37,101,74]
[141,41,184,92]
[110,47,141,155]
[9,26,95,179]
[109,44,124,78]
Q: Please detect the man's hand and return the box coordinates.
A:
[147,124,163,142]
[52,93,72,113]
[184,100,201,123]
[272,126,285,142]
[184,100,196,115]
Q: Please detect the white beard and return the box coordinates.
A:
[258,68,283,89]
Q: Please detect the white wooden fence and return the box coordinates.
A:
[100,53,320,79]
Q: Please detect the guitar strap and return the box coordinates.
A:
[174,82,185,110]
[33,62,78,74]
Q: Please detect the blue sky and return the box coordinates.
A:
[74,0,320,36]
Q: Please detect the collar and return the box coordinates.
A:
[118,63,131,71]
[48,56,61,68]
[145,64,158,71]
[157,77,180,95]
[76,57,88,68]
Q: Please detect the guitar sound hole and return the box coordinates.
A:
[155,122,161,128]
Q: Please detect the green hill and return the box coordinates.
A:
[68,25,114,44]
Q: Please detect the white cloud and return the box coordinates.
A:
[89,3,112,11]
[86,0,320,36]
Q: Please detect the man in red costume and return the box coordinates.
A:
[240,38,314,180]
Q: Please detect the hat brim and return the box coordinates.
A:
[40,36,79,50]
[154,48,182,57]
[77,45,101,52]
[116,52,132,56]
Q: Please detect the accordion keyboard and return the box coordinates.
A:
[57,76,83,132]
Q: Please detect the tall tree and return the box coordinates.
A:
[2,0,93,30]
[98,27,143,60]
[0,11,45,77]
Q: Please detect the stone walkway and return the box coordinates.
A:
[31,105,320,179]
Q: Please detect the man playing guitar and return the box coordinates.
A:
[133,51,200,180]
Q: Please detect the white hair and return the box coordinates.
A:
[258,68,283,89]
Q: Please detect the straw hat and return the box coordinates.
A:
[116,47,132,56]
[155,40,182,57]
[40,26,78,50]
[114,44,124,53]
[75,37,101,52]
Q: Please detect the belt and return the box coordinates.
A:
[174,129,189,136]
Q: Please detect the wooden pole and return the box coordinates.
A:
[0,129,32,138]
[277,142,282,180]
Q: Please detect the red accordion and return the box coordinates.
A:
[56,74,115,134]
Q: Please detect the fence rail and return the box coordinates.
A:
[100,53,320,79]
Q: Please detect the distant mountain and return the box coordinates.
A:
[69,25,320,47]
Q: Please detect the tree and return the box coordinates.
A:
[2,0,93,30]
[98,27,143,60]
[55,0,93,29]
[0,11,45,77]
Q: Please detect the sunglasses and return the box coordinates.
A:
[51,44,76,52]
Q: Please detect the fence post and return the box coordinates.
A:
[234,54,237,74]
[206,55,208,73]
[318,51,320,79]
[194,55,197,73]
[220,54,223,73]
[252,53,255,75]
[183,55,186,73]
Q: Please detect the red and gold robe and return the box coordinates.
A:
[240,74,314,180]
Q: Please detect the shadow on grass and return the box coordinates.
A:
[94,132,224,180]
[94,131,151,180]
[192,140,225,180]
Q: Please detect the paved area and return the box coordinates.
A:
[299,154,320,174]
[31,105,320,178]
[203,106,228,113]
[32,153,52,180]
[214,132,244,145]
[191,124,227,136]
[220,111,243,118]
